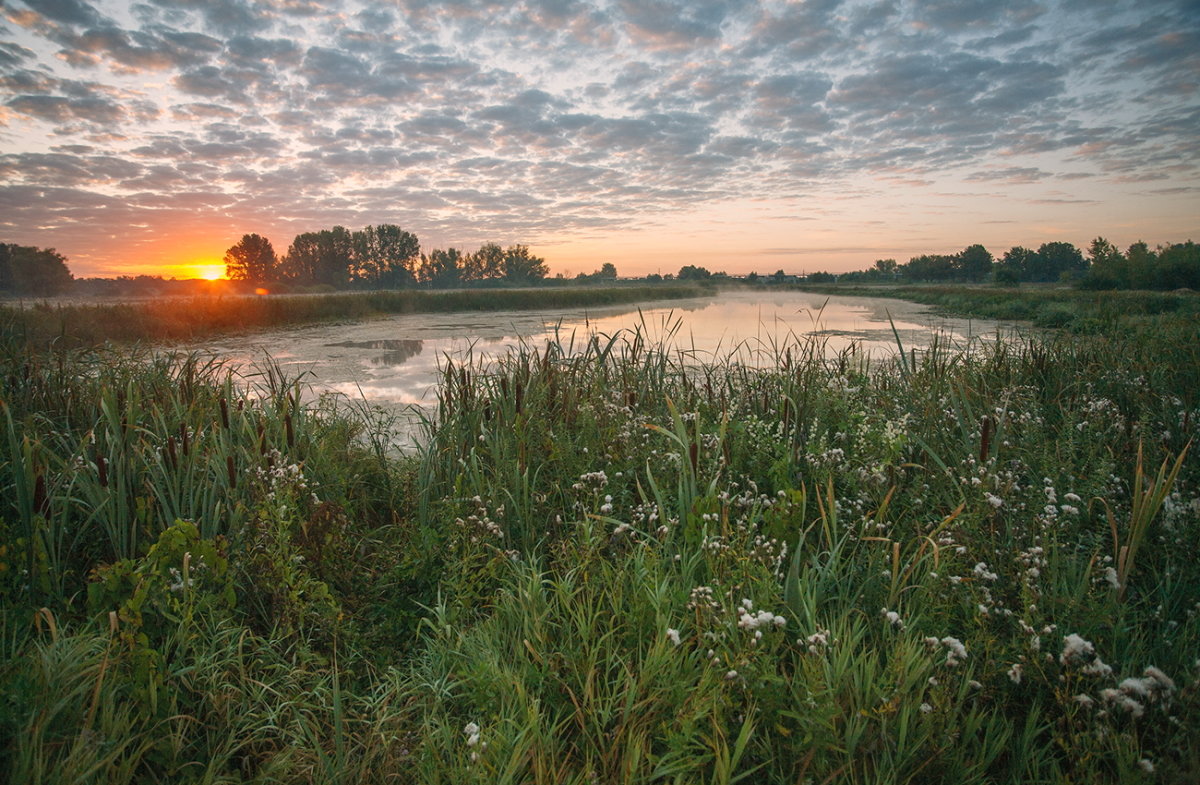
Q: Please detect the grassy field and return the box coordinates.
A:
[1,288,1197,782]
[0,283,712,347]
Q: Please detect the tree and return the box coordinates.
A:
[350,224,419,288]
[1125,241,1157,290]
[280,227,354,286]
[502,245,549,283]
[997,246,1037,283]
[678,265,712,280]
[0,243,73,295]
[419,248,464,288]
[1034,241,1085,283]
[954,244,993,282]
[872,258,898,278]
[598,262,617,279]
[901,254,955,281]
[1080,237,1125,289]
[223,234,277,283]
[1154,241,1200,289]
[463,243,504,282]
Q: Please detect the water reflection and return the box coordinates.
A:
[325,339,425,366]
[193,290,1008,448]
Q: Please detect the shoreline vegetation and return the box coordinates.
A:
[1,285,1198,782]
[792,283,1200,332]
[0,283,712,347]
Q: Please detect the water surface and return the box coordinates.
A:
[191,290,1003,448]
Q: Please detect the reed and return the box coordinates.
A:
[1,296,1198,782]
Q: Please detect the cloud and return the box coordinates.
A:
[966,166,1051,184]
[0,0,1196,274]
[6,93,124,124]
[14,0,103,27]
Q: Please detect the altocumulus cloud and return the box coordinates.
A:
[0,0,1196,274]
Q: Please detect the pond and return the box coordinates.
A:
[191,289,1006,449]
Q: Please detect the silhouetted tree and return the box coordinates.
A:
[872,258,899,278]
[678,265,712,280]
[1080,237,1125,289]
[1034,242,1086,282]
[350,224,419,288]
[223,233,277,283]
[1125,241,1157,290]
[502,245,549,283]
[901,254,955,281]
[954,244,993,281]
[419,248,464,288]
[0,244,74,295]
[463,242,504,282]
[281,227,354,286]
[1154,241,1200,289]
[997,246,1037,283]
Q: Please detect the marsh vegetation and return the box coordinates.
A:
[1,289,1197,783]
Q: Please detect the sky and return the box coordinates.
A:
[0,0,1197,279]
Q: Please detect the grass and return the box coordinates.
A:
[791,282,1200,333]
[1,289,1198,782]
[0,283,713,348]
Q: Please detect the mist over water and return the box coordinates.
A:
[191,290,1005,449]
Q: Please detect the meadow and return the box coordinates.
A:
[1,287,1197,783]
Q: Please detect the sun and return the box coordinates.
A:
[193,264,226,280]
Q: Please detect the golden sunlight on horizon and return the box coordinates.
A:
[163,261,226,280]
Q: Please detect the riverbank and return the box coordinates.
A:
[792,282,1199,331]
[0,283,713,347]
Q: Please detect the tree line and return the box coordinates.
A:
[224,225,551,288]
[798,238,1198,290]
[0,244,73,296]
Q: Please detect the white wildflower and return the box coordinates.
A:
[941,636,968,667]
[1060,634,1095,666]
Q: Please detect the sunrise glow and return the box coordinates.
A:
[0,1,1195,277]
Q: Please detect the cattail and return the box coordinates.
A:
[689,442,699,474]
[226,455,236,489]
[166,435,177,470]
[219,397,229,430]
[180,423,190,456]
[284,413,294,449]
[980,415,993,463]
[97,456,109,488]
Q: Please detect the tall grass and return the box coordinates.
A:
[2,298,1199,782]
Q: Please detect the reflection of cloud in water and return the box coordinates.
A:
[325,338,425,367]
